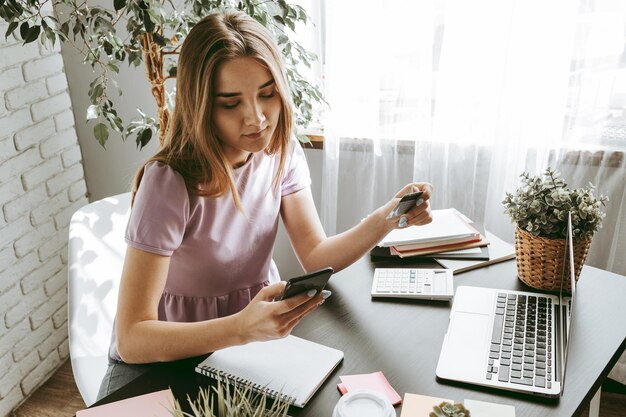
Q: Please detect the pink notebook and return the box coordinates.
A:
[400,393,453,417]
[76,389,174,417]
[337,371,402,405]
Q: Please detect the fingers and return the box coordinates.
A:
[414,182,434,201]
[410,206,433,225]
[394,182,433,200]
[267,290,330,338]
[394,183,417,199]
[255,281,287,301]
[280,292,328,329]
[398,200,433,228]
[276,286,332,314]
[391,182,433,229]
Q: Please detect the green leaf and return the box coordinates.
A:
[0,5,11,21]
[136,128,152,149]
[5,21,18,39]
[7,0,22,15]
[147,8,163,26]
[152,32,167,46]
[24,25,40,44]
[109,34,123,48]
[94,123,109,147]
[19,21,29,39]
[90,83,104,104]
[103,41,113,55]
[114,0,126,12]
[86,104,99,120]
[107,62,119,73]
[143,10,154,32]
[110,78,122,96]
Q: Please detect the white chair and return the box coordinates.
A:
[68,193,130,406]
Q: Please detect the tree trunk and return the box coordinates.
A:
[142,32,170,146]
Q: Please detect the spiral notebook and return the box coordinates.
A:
[195,335,344,408]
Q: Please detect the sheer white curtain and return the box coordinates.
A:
[321,0,626,382]
[322,0,626,267]
[322,0,436,235]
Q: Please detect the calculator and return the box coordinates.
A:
[371,268,454,301]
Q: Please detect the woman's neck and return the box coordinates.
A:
[232,152,253,169]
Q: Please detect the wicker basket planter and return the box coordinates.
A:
[514,226,591,293]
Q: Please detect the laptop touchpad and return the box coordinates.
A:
[438,311,490,379]
[450,312,490,348]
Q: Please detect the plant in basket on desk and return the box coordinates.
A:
[502,167,608,292]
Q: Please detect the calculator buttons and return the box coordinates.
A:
[371,268,453,301]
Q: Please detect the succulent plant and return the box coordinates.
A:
[170,378,290,417]
[429,401,471,417]
[502,167,608,240]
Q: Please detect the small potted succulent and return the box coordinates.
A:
[502,168,608,291]
[430,401,471,417]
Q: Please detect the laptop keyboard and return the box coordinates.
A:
[486,293,553,389]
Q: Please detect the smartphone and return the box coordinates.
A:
[277,267,334,301]
[386,191,424,219]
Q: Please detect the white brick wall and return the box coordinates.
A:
[0,18,89,416]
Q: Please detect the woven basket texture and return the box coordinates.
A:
[514,226,591,293]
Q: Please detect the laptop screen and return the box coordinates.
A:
[559,212,577,394]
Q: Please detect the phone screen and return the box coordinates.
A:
[278,267,334,300]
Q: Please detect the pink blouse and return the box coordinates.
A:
[109,139,311,361]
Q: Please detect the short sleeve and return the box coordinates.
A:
[281,138,312,196]
[125,161,189,256]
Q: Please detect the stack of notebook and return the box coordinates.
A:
[373,209,490,260]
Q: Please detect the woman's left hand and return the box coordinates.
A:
[379,182,434,230]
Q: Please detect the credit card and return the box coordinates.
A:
[386,191,423,219]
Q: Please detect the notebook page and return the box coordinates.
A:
[380,209,478,247]
[400,393,452,417]
[196,335,343,407]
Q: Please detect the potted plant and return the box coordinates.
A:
[429,401,471,417]
[502,168,608,291]
[170,379,290,417]
[1,0,323,148]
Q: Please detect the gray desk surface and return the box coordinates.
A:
[91,256,626,417]
[290,257,626,417]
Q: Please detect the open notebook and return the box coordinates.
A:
[195,335,344,407]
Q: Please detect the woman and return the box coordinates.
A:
[97,9,433,399]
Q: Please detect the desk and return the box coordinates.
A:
[91,257,626,417]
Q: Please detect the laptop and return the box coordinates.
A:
[435,213,577,398]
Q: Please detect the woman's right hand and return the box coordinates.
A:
[234,281,325,344]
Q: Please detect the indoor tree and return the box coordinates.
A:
[0,0,323,148]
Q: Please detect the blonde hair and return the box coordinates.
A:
[131,10,294,208]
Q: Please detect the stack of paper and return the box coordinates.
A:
[434,231,515,274]
[378,209,488,259]
[337,371,402,406]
